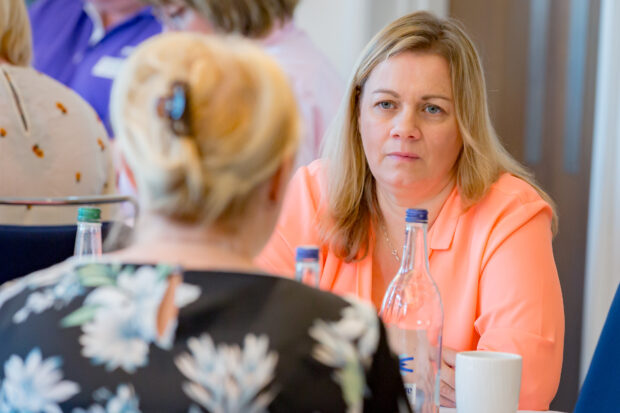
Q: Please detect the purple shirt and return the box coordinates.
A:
[29,0,162,135]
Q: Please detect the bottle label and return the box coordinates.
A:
[399,354,414,373]
[385,325,440,411]
[404,383,416,406]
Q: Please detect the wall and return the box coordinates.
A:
[581,0,620,385]
[447,1,601,410]
[294,0,449,81]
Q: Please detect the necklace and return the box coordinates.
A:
[381,222,400,262]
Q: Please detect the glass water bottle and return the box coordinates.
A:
[379,208,443,413]
[74,207,103,257]
[295,245,320,288]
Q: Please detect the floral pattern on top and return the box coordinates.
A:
[0,262,408,412]
[0,347,80,413]
[175,334,278,413]
[63,264,200,373]
[13,263,85,324]
[71,384,141,413]
[9,262,201,374]
[309,296,380,413]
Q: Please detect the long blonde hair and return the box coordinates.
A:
[0,0,32,66]
[323,11,557,262]
[110,32,299,228]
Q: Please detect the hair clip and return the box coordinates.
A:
[156,81,192,136]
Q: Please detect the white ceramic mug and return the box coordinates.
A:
[455,351,522,413]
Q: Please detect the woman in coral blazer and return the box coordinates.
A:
[258,11,564,411]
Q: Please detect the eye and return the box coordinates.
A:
[424,104,443,115]
[156,4,187,28]
[376,101,395,110]
[170,7,186,21]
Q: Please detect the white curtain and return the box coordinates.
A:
[295,0,449,81]
[580,0,620,384]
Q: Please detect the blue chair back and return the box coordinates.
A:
[0,223,120,284]
[574,284,620,412]
[0,224,77,283]
[0,195,137,284]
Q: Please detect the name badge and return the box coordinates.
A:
[91,56,125,79]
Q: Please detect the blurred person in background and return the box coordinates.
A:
[147,0,344,169]
[258,11,564,410]
[0,0,114,225]
[0,32,408,412]
[28,0,162,135]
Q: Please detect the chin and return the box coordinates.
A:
[380,175,424,191]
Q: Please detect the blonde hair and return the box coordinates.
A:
[323,11,557,262]
[110,32,299,227]
[0,0,33,66]
[148,0,299,38]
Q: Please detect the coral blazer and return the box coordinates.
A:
[257,160,565,410]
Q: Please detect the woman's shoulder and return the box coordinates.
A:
[470,173,551,214]
[170,270,399,412]
[285,159,329,212]
[185,268,357,317]
[490,173,548,203]
[461,173,553,234]
[181,269,380,347]
[296,159,328,186]
[5,65,107,136]
[0,258,77,303]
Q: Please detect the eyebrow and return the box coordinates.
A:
[421,94,452,102]
[372,89,400,97]
[371,89,452,102]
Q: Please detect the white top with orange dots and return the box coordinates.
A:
[0,64,115,225]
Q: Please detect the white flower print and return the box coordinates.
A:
[175,334,278,413]
[13,289,56,324]
[52,270,85,304]
[9,261,83,323]
[80,305,149,374]
[104,385,140,413]
[72,384,140,413]
[84,266,167,344]
[174,283,202,308]
[309,295,380,413]
[0,278,29,313]
[75,265,200,374]
[0,347,80,413]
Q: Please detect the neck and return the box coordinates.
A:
[110,214,258,273]
[377,175,456,230]
[376,175,455,264]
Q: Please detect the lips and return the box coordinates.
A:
[386,151,421,160]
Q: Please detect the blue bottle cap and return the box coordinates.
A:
[406,208,428,223]
[296,246,319,260]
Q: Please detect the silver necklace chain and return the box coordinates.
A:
[381,222,400,262]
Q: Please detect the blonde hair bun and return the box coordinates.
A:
[110,32,300,224]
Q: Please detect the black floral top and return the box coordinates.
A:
[0,259,409,412]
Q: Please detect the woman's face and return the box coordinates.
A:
[154,2,214,33]
[358,51,462,199]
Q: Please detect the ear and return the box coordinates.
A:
[268,156,294,203]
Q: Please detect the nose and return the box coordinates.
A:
[390,109,419,139]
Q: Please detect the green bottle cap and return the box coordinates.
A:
[77,207,101,223]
